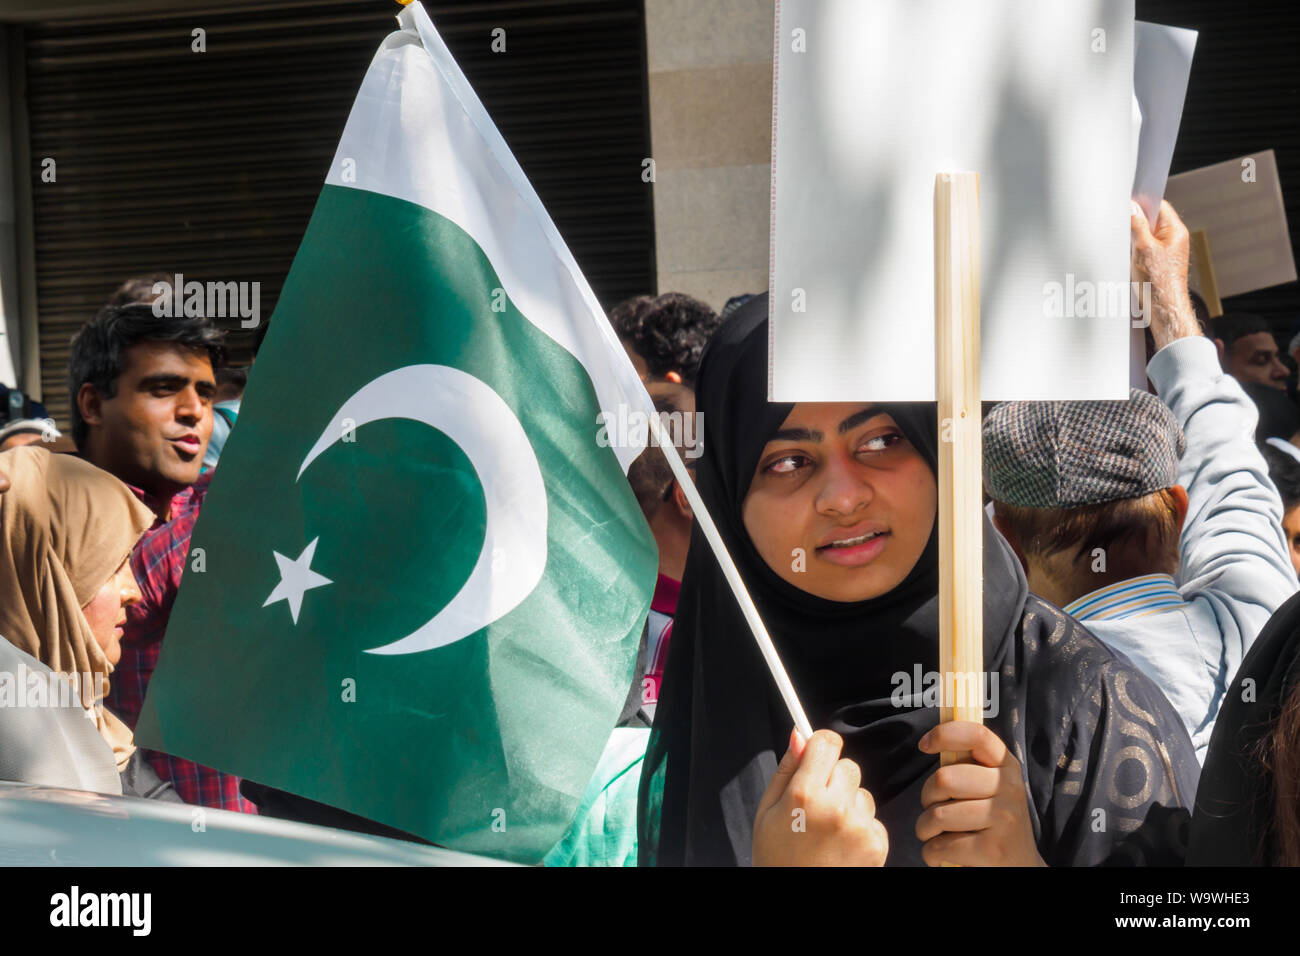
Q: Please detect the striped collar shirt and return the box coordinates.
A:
[1064,574,1189,623]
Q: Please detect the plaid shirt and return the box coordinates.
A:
[105,473,256,813]
[640,574,679,722]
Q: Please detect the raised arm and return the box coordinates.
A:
[1132,200,1297,658]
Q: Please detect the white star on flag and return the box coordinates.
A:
[263,537,333,625]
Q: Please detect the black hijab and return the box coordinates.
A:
[639,294,1028,866]
[1187,588,1300,865]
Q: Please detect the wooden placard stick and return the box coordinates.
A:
[933,172,985,769]
[1189,228,1223,318]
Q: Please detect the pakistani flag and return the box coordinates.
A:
[135,2,657,863]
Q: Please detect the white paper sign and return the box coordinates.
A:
[1163,150,1297,299]
[1131,22,1198,227]
[1129,20,1197,388]
[770,0,1134,402]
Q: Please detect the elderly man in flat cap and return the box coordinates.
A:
[985,200,1298,764]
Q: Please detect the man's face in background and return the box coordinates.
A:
[80,341,216,499]
[1226,332,1289,389]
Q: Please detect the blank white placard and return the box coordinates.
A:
[771,0,1135,402]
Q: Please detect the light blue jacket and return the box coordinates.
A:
[1065,336,1298,763]
[201,399,241,472]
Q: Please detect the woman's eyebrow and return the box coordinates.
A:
[768,406,885,444]
[770,426,821,443]
[837,405,882,434]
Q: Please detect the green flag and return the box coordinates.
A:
[135,2,657,863]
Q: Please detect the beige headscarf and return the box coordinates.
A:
[0,446,155,770]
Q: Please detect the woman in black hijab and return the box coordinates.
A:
[1101,588,1300,866]
[639,295,1200,866]
[1185,588,1300,865]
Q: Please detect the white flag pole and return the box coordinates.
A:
[646,410,814,741]
[398,0,809,739]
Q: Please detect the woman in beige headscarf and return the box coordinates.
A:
[0,444,166,791]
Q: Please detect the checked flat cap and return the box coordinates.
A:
[983,390,1186,508]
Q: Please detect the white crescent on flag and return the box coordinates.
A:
[293,364,548,655]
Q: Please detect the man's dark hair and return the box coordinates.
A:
[1264,444,1300,512]
[1213,312,1273,352]
[67,302,225,450]
[608,292,720,386]
[608,295,654,341]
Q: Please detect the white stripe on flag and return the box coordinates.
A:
[324,2,652,472]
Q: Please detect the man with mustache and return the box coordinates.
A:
[68,301,255,811]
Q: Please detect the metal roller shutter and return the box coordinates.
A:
[18,0,654,429]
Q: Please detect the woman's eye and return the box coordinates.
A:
[859,431,903,454]
[765,454,807,474]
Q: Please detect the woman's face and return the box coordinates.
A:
[80,557,142,666]
[741,403,937,602]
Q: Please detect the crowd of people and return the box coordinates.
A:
[4,197,1300,867]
